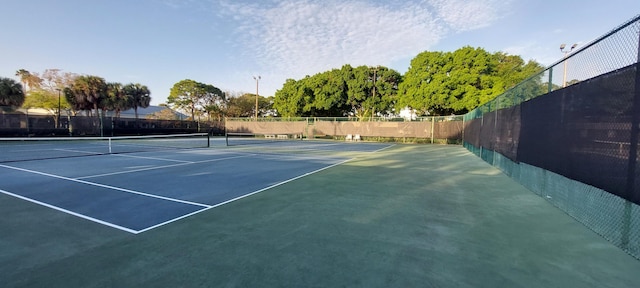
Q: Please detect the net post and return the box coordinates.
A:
[108,137,112,154]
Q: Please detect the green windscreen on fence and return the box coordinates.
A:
[462,14,640,259]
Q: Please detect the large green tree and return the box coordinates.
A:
[398,46,543,115]
[167,79,223,120]
[273,78,311,117]
[273,64,401,118]
[0,77,25,110]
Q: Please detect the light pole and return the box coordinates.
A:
[56,88,61,128]
[560,43,577,87]
[253,75,261,119]
[371,65,379,120]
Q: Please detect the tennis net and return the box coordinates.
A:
[0,133,210,163]
[225,132,303,146]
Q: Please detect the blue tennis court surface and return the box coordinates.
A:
[0,143,380,233]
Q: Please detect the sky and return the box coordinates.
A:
[1,0,638,105]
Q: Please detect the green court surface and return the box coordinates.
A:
[1,144,639,287]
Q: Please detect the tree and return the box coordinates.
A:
[200,85,224,121]
[370,67,402,117]
[344,65,372,118]
[64,75,108,116]
[123,83,151,121]
[105,82,131,118]
[273,64,401,118]
[18,69,78,121]
[21,89,69,127]
[0,77,25,111]
[167,79,223,120]
[15,69,41,92]
[146,107,179,120]
[273,79,309,117]
[398,47,543,115]
[343,65,401,118]
[226,93,259,117]
[305,68,349,117]
[39,69,78,91]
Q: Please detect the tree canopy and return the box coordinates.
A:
[272,47,541,118]
[273,65,402,118]
[0,77,25,110]
[64,75,108,115]
[397,46,543,116]
[5,46,542,120]
[224,93,273,118]
[167,79,224,120]
[123,83,151,120]
[61,75,152,119]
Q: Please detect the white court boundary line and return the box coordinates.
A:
[372,144,396,153]
[0,188,139,234]
[0,164,213,234]
[0,164,212,208]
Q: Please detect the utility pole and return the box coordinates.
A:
[253,75,261,120]
[56,88,61,128]
[560,43,577,87]
[371,65,379,120]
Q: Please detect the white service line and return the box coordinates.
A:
[111,153,194,163]
[0,188,138,234]
[76,154,253,179]
[54,148,103,155]
[372,144,396,153]
[0,164,212,208]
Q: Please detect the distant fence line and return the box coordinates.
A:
[0,112,224,137]
[225,116,464,143]
[0,112,465,142]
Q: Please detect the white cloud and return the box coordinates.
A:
[217,0,506,80]
[429,0,503,32]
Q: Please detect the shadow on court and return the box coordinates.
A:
[1,145,639,287]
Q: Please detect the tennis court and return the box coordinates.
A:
[0,135,383,233]
[1,138,640,287]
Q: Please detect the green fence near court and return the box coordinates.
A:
[463,14,640,259]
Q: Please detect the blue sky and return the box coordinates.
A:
[1,0,638,105]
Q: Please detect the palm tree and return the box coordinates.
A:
[65,75,107,115]
[106,82,131,118]
[0,77,25,110]
[65,76,108,135]
[123,83,151,121]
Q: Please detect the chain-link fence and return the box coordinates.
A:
[463,14,640,259]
